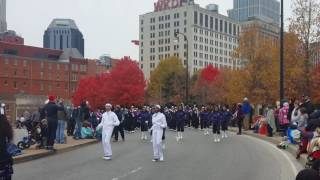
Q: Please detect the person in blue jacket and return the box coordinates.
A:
[210,106,222,142]
[221,105,232,139]
[200,106,209,135]
[138,106,151,140]
[175,105,186,142]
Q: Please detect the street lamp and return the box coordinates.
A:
[280,0,284,101]
[174,31,189,105]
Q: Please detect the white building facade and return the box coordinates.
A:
[0,0,7,32]
[139,0,241,79]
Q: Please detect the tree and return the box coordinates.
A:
[147,56,186,104]
[107,57,146,106]
[311,65,320,102]
[289,0,320,95]
[72,57,146,109]
[234,27,280,104]
[192,65,221,104]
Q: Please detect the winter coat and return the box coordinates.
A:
[41,102,64,122]
[242,102,251,115]
[279,105,290,125]
[266,109,276,132]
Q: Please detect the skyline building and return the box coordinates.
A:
[228,0,280,25]
[43,19,84,57]
[0,0,7,32]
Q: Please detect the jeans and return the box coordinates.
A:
[74,120,83,139]
[56,120,66,144]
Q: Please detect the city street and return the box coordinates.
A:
[14,129,302,180]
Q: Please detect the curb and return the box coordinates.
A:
[229,128,308,166]
[14,140,99,164]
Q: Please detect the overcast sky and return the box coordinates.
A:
[7,0,292,60]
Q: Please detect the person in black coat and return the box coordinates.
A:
[41,96,64,150]
[0,105,14,180]
[236,104,244,135]
[301,96,314,116]
[113,105,125,141]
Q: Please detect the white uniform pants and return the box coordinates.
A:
[152,128,163,159]
[102,127,114,157]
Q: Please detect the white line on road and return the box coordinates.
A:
[111,167,143,180]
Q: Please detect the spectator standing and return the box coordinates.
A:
[0,104,14,180]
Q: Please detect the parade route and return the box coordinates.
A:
[14,129,302,180]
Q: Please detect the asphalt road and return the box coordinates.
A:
[14,129,302,180]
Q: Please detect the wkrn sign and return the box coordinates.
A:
[154,0,185,12]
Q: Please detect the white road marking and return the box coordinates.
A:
[111,167,143,180]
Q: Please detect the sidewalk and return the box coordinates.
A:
[229,127,308,166]
[14,136,98,164]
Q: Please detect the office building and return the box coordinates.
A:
[139,0,241,79]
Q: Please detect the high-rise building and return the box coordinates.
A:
[139,0,241,79]
[228,0,280,25]
[228,0,280,45]
[0,0,7,32]
[43,19,84,57]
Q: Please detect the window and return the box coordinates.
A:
[210,17,213,29]
[41,62,44,69]
[65,64,68,71]
[23,81,27,87]
[220,20,223,32]
[48,84,52,91]
[13,81,17,89]
[57,64,60,70]
[205,15,208,28]
[194,11,198,24]
[4,58,9,64]
[14,59,18,66]
[4,80,8,86]
[13,70,17,76]
[48,63,52,70]
[23,60,27,67]
[200,13,203,26]
[40,72,44,79]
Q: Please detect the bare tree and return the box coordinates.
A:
[289,0,320,96]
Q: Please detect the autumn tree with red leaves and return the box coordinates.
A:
[192,65,221,104]
[72,57,146,109]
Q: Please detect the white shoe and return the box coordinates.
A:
[103,156,112,160]
[160,155,164,161]
[162,144,166,149]
[214,138,217,142]
[152,159,159,162]
[221,134,225,138]
[176,136,180,142]
[217,138,220,142]
[225,133,228,138]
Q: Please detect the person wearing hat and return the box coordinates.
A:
[41,95,64,150]
[150,105,167,162]
[242,97,252,131]
[96,103,120,160]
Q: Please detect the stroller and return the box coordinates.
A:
[17,119,42,150]
[306,150,320,168]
